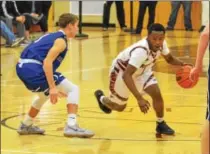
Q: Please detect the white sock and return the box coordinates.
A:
[157,117,164,123]
[100,96,105,105]
[23,114,33,126]
[67,114,77,126]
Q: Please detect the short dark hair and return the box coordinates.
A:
[58,13,78,28]
[148,23,165,35]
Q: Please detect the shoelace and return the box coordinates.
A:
[28,125,41,131]
[69,125,85,132]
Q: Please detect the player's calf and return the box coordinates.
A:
[102,98,126,112]
[115,105,126,112]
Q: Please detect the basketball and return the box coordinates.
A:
[176,65,198,89]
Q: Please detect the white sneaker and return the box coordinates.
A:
[64,124,94,138]
[17,123,45,135]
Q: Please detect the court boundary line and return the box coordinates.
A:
[1,150,60,154]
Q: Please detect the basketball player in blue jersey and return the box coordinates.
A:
[16,13,94,138]
[190,24,209,154]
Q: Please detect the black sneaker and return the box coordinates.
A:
[94,90,112,114]
[199,25,206,33]
[156,121,175,135]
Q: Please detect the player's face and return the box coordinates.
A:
[67,20,79,38]
[148,33,165,52]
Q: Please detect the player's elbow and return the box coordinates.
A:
[122,72,130,81]
[122,72,127,80]
[165,56,173,64]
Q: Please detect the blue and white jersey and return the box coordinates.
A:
[20,30,68,71]
[16,30,68,93]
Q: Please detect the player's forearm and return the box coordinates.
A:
[167,56,184,66]
[122,73,143,100]
[43,59,55,89]
[194,32,209,69]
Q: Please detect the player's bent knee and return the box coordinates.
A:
[31,95,46,110]
[58,79,80,105]
[59,79,78,94]
[116,104,126,112]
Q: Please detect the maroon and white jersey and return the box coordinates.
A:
[111,38,170,77]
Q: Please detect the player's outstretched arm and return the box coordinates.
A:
[123,65,141,100]
[43,38,66,103]
[190,25,209,81]
[162,53,185,66]
[194,25,209,71]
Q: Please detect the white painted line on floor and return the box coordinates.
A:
[1,149,60,154]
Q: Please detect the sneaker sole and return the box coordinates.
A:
[64,133,94,138]
[17,131,45,135]
[156,131,175,136]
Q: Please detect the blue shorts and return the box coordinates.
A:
[16,62,65,96]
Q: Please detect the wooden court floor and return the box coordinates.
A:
[1,28,209,154]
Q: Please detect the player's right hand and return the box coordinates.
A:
[137,98,150,114]
[16,16,25,24]
[49,88,59,104]
[189,67,200,81]
[49,88,67,104]
[58,91,67,98]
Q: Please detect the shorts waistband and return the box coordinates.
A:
[18,58,42,65]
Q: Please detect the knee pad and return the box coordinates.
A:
[67,84,79,105]
[57,79,80,105]
[31,94,48,110]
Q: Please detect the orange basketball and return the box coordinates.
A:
[176,65,198,89]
